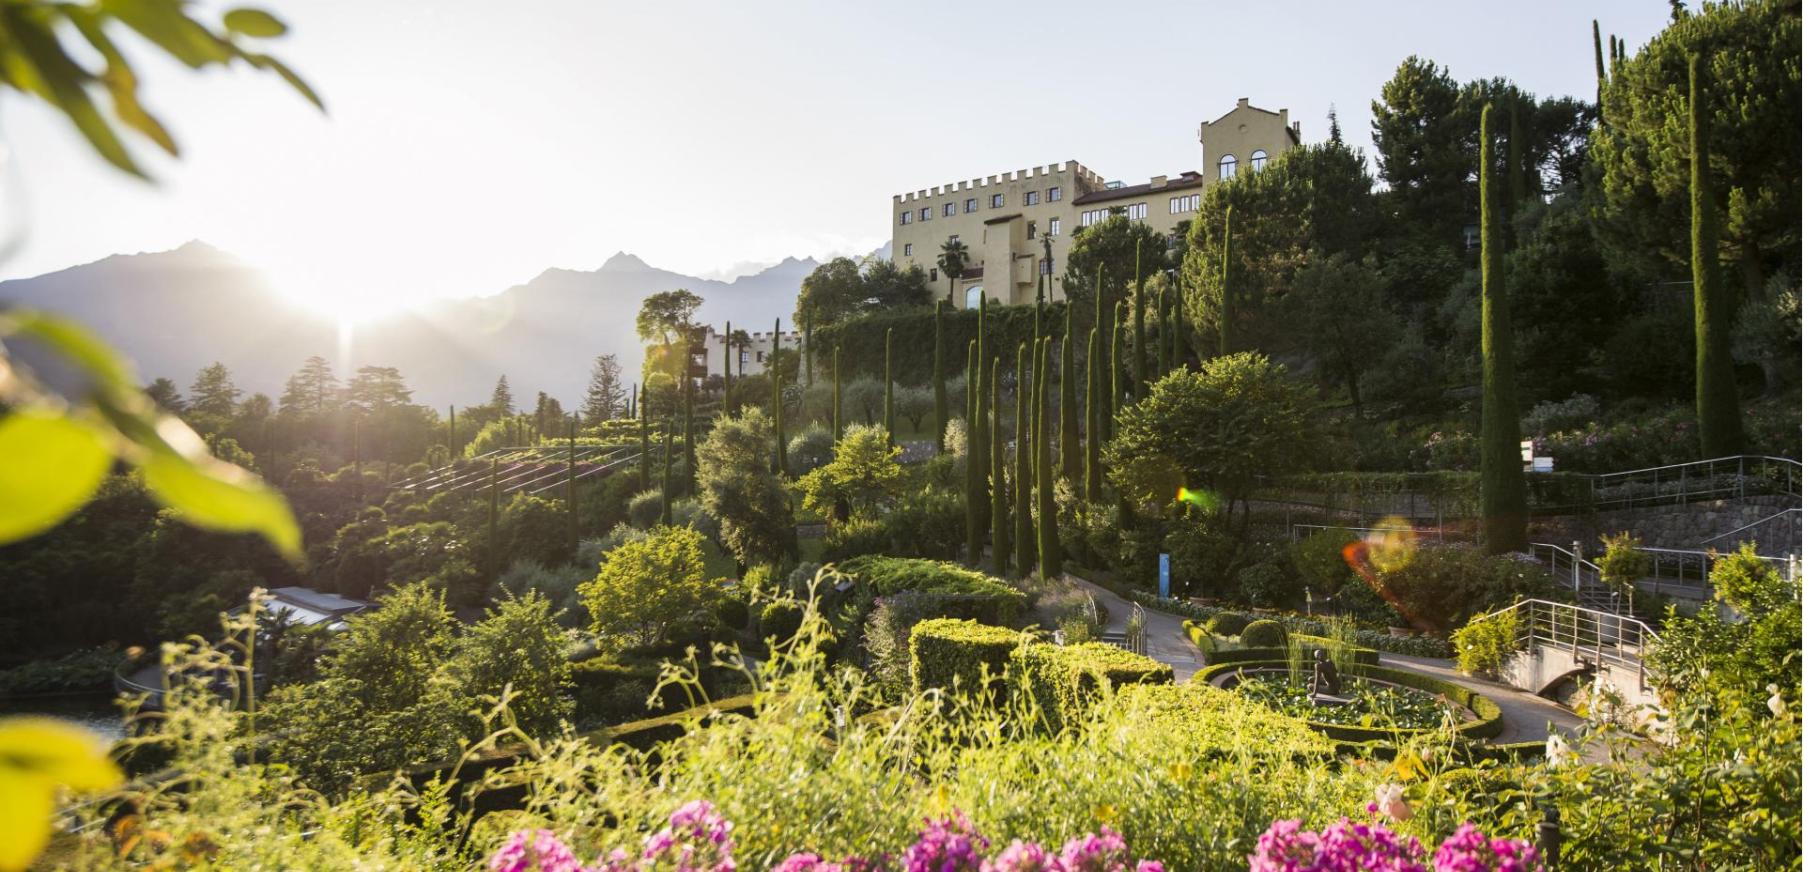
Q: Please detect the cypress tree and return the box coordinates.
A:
[1689,54,1744,456]
[1111,301,1126,415]
[1155,285,1169,379]
[638,383,651,490]
[488,458,499,575]
[883,328,896,447]
[1060,304,1079,481]
[1173,278,1188,370]
[448,405,456,454]
[973,333,989,543]
[803,310,814,388]
[1085,327,1102,502]
[682,378,695,493]
[1132,239,1148,395]
[990,358,1008,578]
[1478,103,1528,554]
[567,414,578,554]
[1592,20,1607,122]
[832,345,843,441]
[932,300,947,453]
[1219,206,1235,356]
[1036,338,1061,579]
[660,424,673,526]
[772,318,788,475]
[965,339,981,565]
[1014,341,1035,576]
[722,321,732,412]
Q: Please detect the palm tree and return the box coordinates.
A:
[937,239,969,307]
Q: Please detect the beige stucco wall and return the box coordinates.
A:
[889,100,1303,311]
[698,327,801,379]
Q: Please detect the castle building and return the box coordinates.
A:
[891,98,1302,308]
[690,325,803,381]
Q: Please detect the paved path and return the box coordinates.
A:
[1066,574,1583,746]
[1067,575,1202,681]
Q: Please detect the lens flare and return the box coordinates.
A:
[1176,486,1220,513]
[1364,516,1419,573]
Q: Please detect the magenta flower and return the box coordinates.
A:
[1057,828,1131,872]
[488,829,586,872]
[1429,824,1542,872]
[1249,818,1427,872]
[904,814,989,872]
[774,853,846,872]
[980,840,1053,872]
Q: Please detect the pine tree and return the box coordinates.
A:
[1689,54,1745,456]
[1084,327,1102,502]
[965,339,981,565]
[1132,239,1148,395]
[832,345,844,441]
[188,362,241,418]
[1035,338,1061,579]
[491,375,514,416]
[772,318,788,476]
[932,300,948,453]
[883,328,896,447]
[1478,103,1528,554]
[1219,206,1235,356]
[1060,304,1079,481]
[279,355,337,415]
[989,358,1008,578]
[1014,341,1035,576]
[583,353,626,422]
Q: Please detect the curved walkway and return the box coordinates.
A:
[1066,574,1583,745]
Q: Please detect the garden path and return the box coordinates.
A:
[1066,575,1587,747]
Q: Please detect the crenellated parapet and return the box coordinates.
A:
[893,160,1102,204]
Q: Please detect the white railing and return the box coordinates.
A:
[1587,455,1802,511]
[1474,598,1661,689]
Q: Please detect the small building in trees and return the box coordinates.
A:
[890,98,1302,308]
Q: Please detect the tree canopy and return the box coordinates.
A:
[637,289,704,346]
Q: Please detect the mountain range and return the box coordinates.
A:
[0,241,864,410]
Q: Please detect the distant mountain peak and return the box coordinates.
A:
[600,251,650,271]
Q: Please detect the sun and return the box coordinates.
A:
[260,256,419,325]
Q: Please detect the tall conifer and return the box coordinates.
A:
[1085,327,1102,502]
[883,328,896,447]
[932,300,947,453]
[1060,304,1079,480]
[1035,338,1061,579]
[1132,239,1148,395]
[772,318,787,475]
[1478,104,1527,553]
[965,340,981,564]
[1014,341,1035,575]
[1689,54,1744,456]
[990,358,1008,578]
[832,346,843,441]
[1219,206,1235,356]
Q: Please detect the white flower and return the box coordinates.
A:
[1545,733,1574,769]
[1768,684,1787,718]
[1374,783,1412,821]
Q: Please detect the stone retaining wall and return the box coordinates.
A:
[1533,496,1798,555]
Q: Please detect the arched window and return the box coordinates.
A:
[965,286,984,310]
[1218,154,1237,180]
[1250,149,1268,171]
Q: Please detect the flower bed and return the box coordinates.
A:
[1194,660,1505,744]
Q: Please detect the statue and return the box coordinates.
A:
[1309,649,1342,697]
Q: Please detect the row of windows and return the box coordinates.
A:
[902,218,1061,259]
[1217,149,1269,180]
[898,186,1064,225]
[1170,194,1199,214]
[1081,204,1148,226]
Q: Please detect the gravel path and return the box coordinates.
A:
[1065,573,1584,746]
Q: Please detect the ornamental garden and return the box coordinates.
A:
[1,2,1799,871]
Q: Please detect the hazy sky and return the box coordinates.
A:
[9,0,1673,316]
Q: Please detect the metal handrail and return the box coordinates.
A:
[1698,507,1801,546]
[1469,598,1661,689]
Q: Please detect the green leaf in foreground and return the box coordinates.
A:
[0,410,113,545]
[140,448,301,560]
[222,7,287,38]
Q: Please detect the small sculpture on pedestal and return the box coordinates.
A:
[1309,648,1342,698]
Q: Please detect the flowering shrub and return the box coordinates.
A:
[1247,818,1539,872]
[490,812,1172,872]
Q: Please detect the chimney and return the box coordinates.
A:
[1236,97,1249,108]
[1149,175,1168,189]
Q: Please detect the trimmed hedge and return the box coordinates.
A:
[909,618,1027,695]
[1193,660,1505,744]
[1207,611,1252,636]
[760,601,803,641]
[837,555,1028,625]
[1013,642,1174,734]
[1128,590,1455,658]
[815,302,1072,385]
[1241,619,1287,648]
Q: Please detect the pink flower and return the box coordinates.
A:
[489,829,586,872]
[1430,824,1541,872]
[774,853,846,872]
[1057,828,1130,872]
[904,813,988,872]
[1374,784,1413,822]
[1248,818,1427,872]
[980,840,1053,872]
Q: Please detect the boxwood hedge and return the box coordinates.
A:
[908,618,1028,696]
[1012,642,1173,734]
